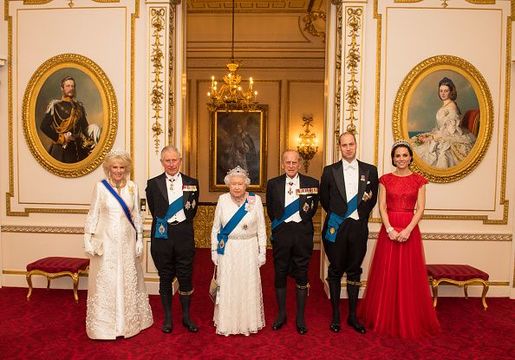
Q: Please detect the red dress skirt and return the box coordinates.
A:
[359,173,440,338]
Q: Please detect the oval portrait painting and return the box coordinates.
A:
[23,54,117,177]
[392,55,493,183]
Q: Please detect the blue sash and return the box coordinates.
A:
[271,198,300,230]
[101,179,136,230]
[217,192,254,255]
[324,194,358,243]
[154,196,184,239]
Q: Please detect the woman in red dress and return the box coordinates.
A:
[359,140,440,338]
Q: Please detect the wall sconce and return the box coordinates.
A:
[297,114,319,173]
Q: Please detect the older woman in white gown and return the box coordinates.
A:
[412,77,476,168]
[211,166,267,336]
[84,150,153,339]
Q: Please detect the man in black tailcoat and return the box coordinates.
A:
[146,145,199,334]
[266,150,319,335]
[320,132,378,334]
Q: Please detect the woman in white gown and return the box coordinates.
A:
[412,77,476,168]
[84,150,153,339]
[210,166,267,336]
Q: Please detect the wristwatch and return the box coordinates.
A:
[386,226,394,234]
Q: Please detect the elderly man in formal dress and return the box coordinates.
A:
[146,146,199,334]
[266,150,319,335]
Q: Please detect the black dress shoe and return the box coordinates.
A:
[272,318,287,330]
[296,324,308,335]
[329,322,341,333]
[347,318,366,334]
[182,320,199,333]
[162,322,173,333]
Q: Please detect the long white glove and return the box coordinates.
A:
[135,233,143,257]
[211,250,218,266]
[84,233,95,256]
[257,249,266,267]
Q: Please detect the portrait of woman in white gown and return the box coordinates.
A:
[411,77,476,169]
[210,166,267,336]
[84,150,153,340]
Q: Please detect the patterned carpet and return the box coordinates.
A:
[1,249,514,359]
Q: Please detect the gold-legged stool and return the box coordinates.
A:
[426,264,489,310]
[26,257,90,303]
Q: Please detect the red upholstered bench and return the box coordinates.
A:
[426,264,489,310]
[26,257,90,303]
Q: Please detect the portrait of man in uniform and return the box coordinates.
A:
[38,75,100,163]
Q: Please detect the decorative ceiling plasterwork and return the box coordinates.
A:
[187,0,314,13]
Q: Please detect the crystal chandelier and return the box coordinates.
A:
[207,0,258,112]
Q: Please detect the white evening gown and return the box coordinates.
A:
[412,103,476,168]
[84,180,153,339]
[211,193,267,336]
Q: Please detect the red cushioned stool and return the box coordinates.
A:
[26,257,90,303]
[426,264,489,310]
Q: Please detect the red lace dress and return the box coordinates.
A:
[359,172,440,338]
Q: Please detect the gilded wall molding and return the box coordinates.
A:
[366,231,512,242]
[333,2,343,159]
[168,2,177,144]
[23,0,53,4]
[5,1,139,214]
[373,0,381,166]
[1,225,84,234]
[465,0,496,4]
[130,0,140,177]
[372,1,511,224]
[343,7,363,135]
[0,224,511,243]
[150,7,166,154]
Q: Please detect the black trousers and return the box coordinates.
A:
[323,218,368,283]
[150,221,195,294]
[272,221,314,288]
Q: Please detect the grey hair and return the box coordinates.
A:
[224,166,251,186]
[102,150,132,180]
[160,145,182,160]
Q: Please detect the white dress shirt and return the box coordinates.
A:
[342,159,359,220]
[284,174,302,223]
[166,173,186,223]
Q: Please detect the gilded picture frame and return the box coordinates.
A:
[392,55,493,183]
[23,53,118,177]
[210,106,268,192]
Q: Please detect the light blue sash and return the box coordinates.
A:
[101,179,136,230]
[271,198,300,230]
[154,196,184,239]
[324,194,358,243]
[217,192,255,255]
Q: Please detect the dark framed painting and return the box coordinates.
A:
[392,55,493,183]
[210,106,268,192]
[22,53,117,177]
